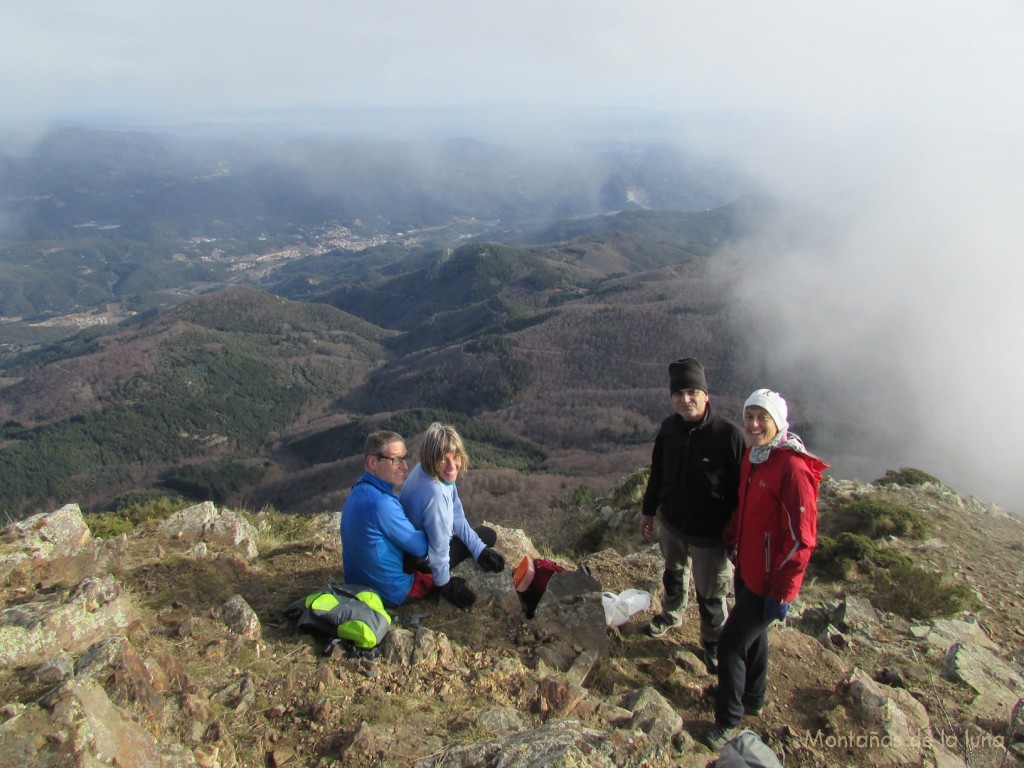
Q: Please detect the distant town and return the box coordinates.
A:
[16,217,495,332]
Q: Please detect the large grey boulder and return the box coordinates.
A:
[0,504,112,590]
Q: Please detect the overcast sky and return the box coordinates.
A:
[4,2,1024,509]
[3,2,1021,128]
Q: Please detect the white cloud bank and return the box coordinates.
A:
[707,116,1024,511]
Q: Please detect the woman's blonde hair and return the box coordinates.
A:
[419,422,469,481]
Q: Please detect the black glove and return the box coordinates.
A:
[477,547,506,573]
[438,577,476,609]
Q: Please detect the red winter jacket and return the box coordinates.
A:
[725,444,829,603]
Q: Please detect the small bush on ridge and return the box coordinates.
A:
[874,467,941,487]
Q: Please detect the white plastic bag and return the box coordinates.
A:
[601,589,652,627]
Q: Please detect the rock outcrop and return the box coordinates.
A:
[1,484,1022,768]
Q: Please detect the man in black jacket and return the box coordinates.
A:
[639,358,745,673]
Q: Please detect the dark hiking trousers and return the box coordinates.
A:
[715,579,769,727]
[406,525,497,574]
[449,525,497,567]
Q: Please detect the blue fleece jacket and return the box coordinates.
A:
[340,471,428,607]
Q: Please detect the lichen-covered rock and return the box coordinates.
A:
[0,574,139,668]
[158,501,259,560]
[0,678,169,767]
[1,503,91,563]
[381,625,453,668]
[1,504,96,585]
[610,686,683,752]
[841,667,931,766]
[75,636,163,723]
[943,641,1024,721]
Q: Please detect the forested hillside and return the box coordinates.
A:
[0,288,392,518]
[0,200,761,522]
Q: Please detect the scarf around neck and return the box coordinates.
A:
[748,431,807,464]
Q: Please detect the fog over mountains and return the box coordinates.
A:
[0,115,1021,518]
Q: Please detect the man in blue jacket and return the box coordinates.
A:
[340,430,429,607]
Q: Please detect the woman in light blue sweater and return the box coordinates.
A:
[400,423,507,609]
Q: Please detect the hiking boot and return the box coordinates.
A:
[704,723,739,752]
[647,613,682,637]
[702,643,718,675]
[743,699,766,717]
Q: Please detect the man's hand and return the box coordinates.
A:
[763,595,789,624]
[438,577,476,609]
[477,547,506,573]
[639,514,655,541]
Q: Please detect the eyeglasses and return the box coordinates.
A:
[375,454,408,466]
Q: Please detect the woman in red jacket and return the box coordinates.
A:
[706,389,829,750]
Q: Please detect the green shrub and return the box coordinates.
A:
[833,498,930,540]
[85,513,137,539]
[812,533,871,581]
[870,562,979,620]
[874,467,941,487]
[815,528,974,620]
[575,519,607,555]
[610,468,649,507]
[812,532,914,581]
[86,494,190,539]
[869,547,915,571]
[556,484,600,513]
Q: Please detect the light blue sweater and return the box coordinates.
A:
[400,462,486,586]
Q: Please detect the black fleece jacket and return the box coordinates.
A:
[641,404,746,545]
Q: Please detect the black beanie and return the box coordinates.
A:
[669,358,708,394]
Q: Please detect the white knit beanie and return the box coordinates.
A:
[744,389,789,434]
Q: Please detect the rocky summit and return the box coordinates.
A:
[1,474,1023,767]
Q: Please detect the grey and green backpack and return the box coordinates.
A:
[286,582,392,650]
